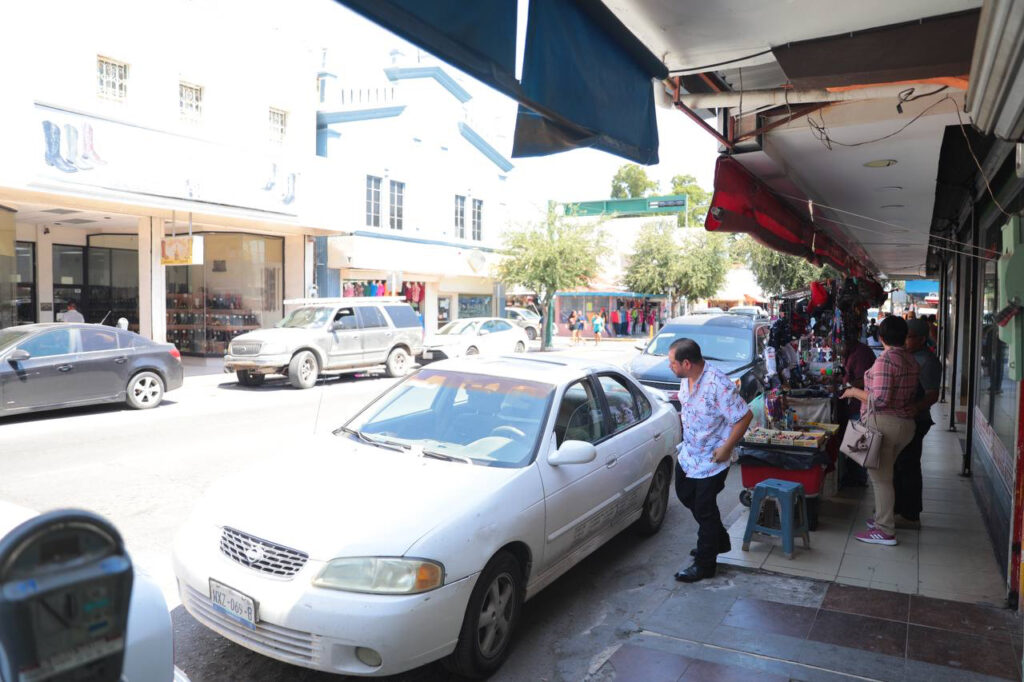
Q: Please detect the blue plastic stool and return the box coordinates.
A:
[741,479,811,559]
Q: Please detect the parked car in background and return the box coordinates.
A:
[0,323,183,416]
[627,314,768,409]
[690,307,724,315]
[504,306,541,340]
[728,305,769,318]
[224,297,423,389]
[419,317,529,363]
[173,356,680,678]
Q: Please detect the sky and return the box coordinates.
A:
[301,0,722,223]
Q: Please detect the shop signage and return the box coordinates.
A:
[161,236,205,266]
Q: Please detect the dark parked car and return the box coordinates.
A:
[627,314,768,409]
[0,323,183,416]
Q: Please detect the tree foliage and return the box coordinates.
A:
[623,223,729,312]
[495,206,608,348]
[670,173,712,228]
[610,164,659,199]
[731,236,836,296]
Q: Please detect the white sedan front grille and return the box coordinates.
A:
[219,527,309,578]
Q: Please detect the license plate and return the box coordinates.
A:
[209,578,258,629]
[422,351,433,359]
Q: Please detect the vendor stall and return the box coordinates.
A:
[738,277,887,528]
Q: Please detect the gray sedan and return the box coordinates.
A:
[0,323,184,416]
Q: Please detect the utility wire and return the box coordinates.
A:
[667,48,774,75]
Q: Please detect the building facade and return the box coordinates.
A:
[0,0,320,355]
[308,52,514,334]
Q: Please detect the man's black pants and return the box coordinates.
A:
[894,421,931,521]
[675,463,729,568]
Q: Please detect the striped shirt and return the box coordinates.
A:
[862,346,919,419]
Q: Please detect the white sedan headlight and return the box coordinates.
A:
[258,342,288,355]
[313,557,444,594]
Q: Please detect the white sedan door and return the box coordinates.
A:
[536,378,625,572]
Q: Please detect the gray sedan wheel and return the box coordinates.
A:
[126,371,164,410]
[288,350,318,389]
[634,460,671,536]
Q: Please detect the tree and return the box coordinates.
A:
[495,206,608,349]
[670,174,712,227]
[610,164,659,199]
[731,236,836,296]
[622,223,729,315]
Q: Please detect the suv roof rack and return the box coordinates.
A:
[283,296,406,306]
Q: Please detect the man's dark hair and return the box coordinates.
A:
[878,315,908,347]
[67,301,77,309]
[669,337,703,363]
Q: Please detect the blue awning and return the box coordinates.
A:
[904,280,939,294]
[332,0,666,165]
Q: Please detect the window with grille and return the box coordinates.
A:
[365,175,381,227]
[179,82,202,121]
[268,108,287,143]
[454,195,466,239]
[472,199,483,241]
[389,180,404,230]
[97,57,128,100]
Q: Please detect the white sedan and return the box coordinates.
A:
[172,355,681,678]
[419,317,529,362]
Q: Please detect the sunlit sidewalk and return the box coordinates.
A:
[719,403,1007,605]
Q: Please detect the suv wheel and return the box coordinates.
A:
[236,370,265,387]
[288,350,319,389]
[385,347,411,377]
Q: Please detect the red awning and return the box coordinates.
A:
[705,156,863,276]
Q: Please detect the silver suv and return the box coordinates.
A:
[504,306,541,340]
[225,298,423,389]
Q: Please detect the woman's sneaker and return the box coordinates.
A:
[855,528,898,545]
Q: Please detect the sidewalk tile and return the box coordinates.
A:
[821,583,909,622]
[720,597,817,639]
[807,610,908,657]
[680,658,789,682]
[904,658,1017,682]
[838,554,918,587]
[909,594,1021,640]
[798,639,907,682]
[918,562,1004,600]
[764,546,842,574]
[643,592,734,641]
[604,643,692,682]
[708,623,807,660]
[906,624,1019,680]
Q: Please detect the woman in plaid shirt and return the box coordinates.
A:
[840,316,919,545]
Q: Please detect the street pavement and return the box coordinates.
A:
[2,337,731,681]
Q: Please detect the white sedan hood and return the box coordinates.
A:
[197,437,522,561]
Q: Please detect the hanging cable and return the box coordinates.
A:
[807,94,957,150]
[667,48,774,75]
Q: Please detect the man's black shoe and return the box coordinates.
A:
[689,538,732,557]
[674,564,716,583]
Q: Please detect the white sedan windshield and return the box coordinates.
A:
[344,369,554,468]
[437,320,479,335]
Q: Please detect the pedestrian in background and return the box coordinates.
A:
[840,316,919,546]
[592,309,605,345]
[609,307,619,337]
[669,338,753,583]
[61,301,84,323]
[567,310,579,345]
[893,319,941,527]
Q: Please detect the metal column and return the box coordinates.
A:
[939,255,948,403]
[963,211,980,477]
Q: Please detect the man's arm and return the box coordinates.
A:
[713,410,753,463]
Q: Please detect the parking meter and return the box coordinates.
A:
[0,509,132,682]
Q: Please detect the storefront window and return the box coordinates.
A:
[980,258,1016,454]
[458,294,492,318]
[52,244,84,316]
[166,233,284,356]
[15,242,35,325]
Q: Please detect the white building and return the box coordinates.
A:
[0,0,321,355]
[307,48,515,333]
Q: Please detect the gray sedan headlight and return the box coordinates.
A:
[313,557,444,594]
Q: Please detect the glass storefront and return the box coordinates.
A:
[52,244,84,320]
[457,294,492,318]
[15,241,35,325]
[980,258,1017,458]
[0,210,14,329]
[86,235,139,328]
[166,233,284,356]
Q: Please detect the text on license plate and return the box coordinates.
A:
[210,578,258,628]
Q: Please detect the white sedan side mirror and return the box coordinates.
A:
[548,440,597,466]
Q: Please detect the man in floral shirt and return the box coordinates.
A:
[669,338,753,583]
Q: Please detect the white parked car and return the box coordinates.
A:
[419,317,529,363]
[172,356,681,678]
